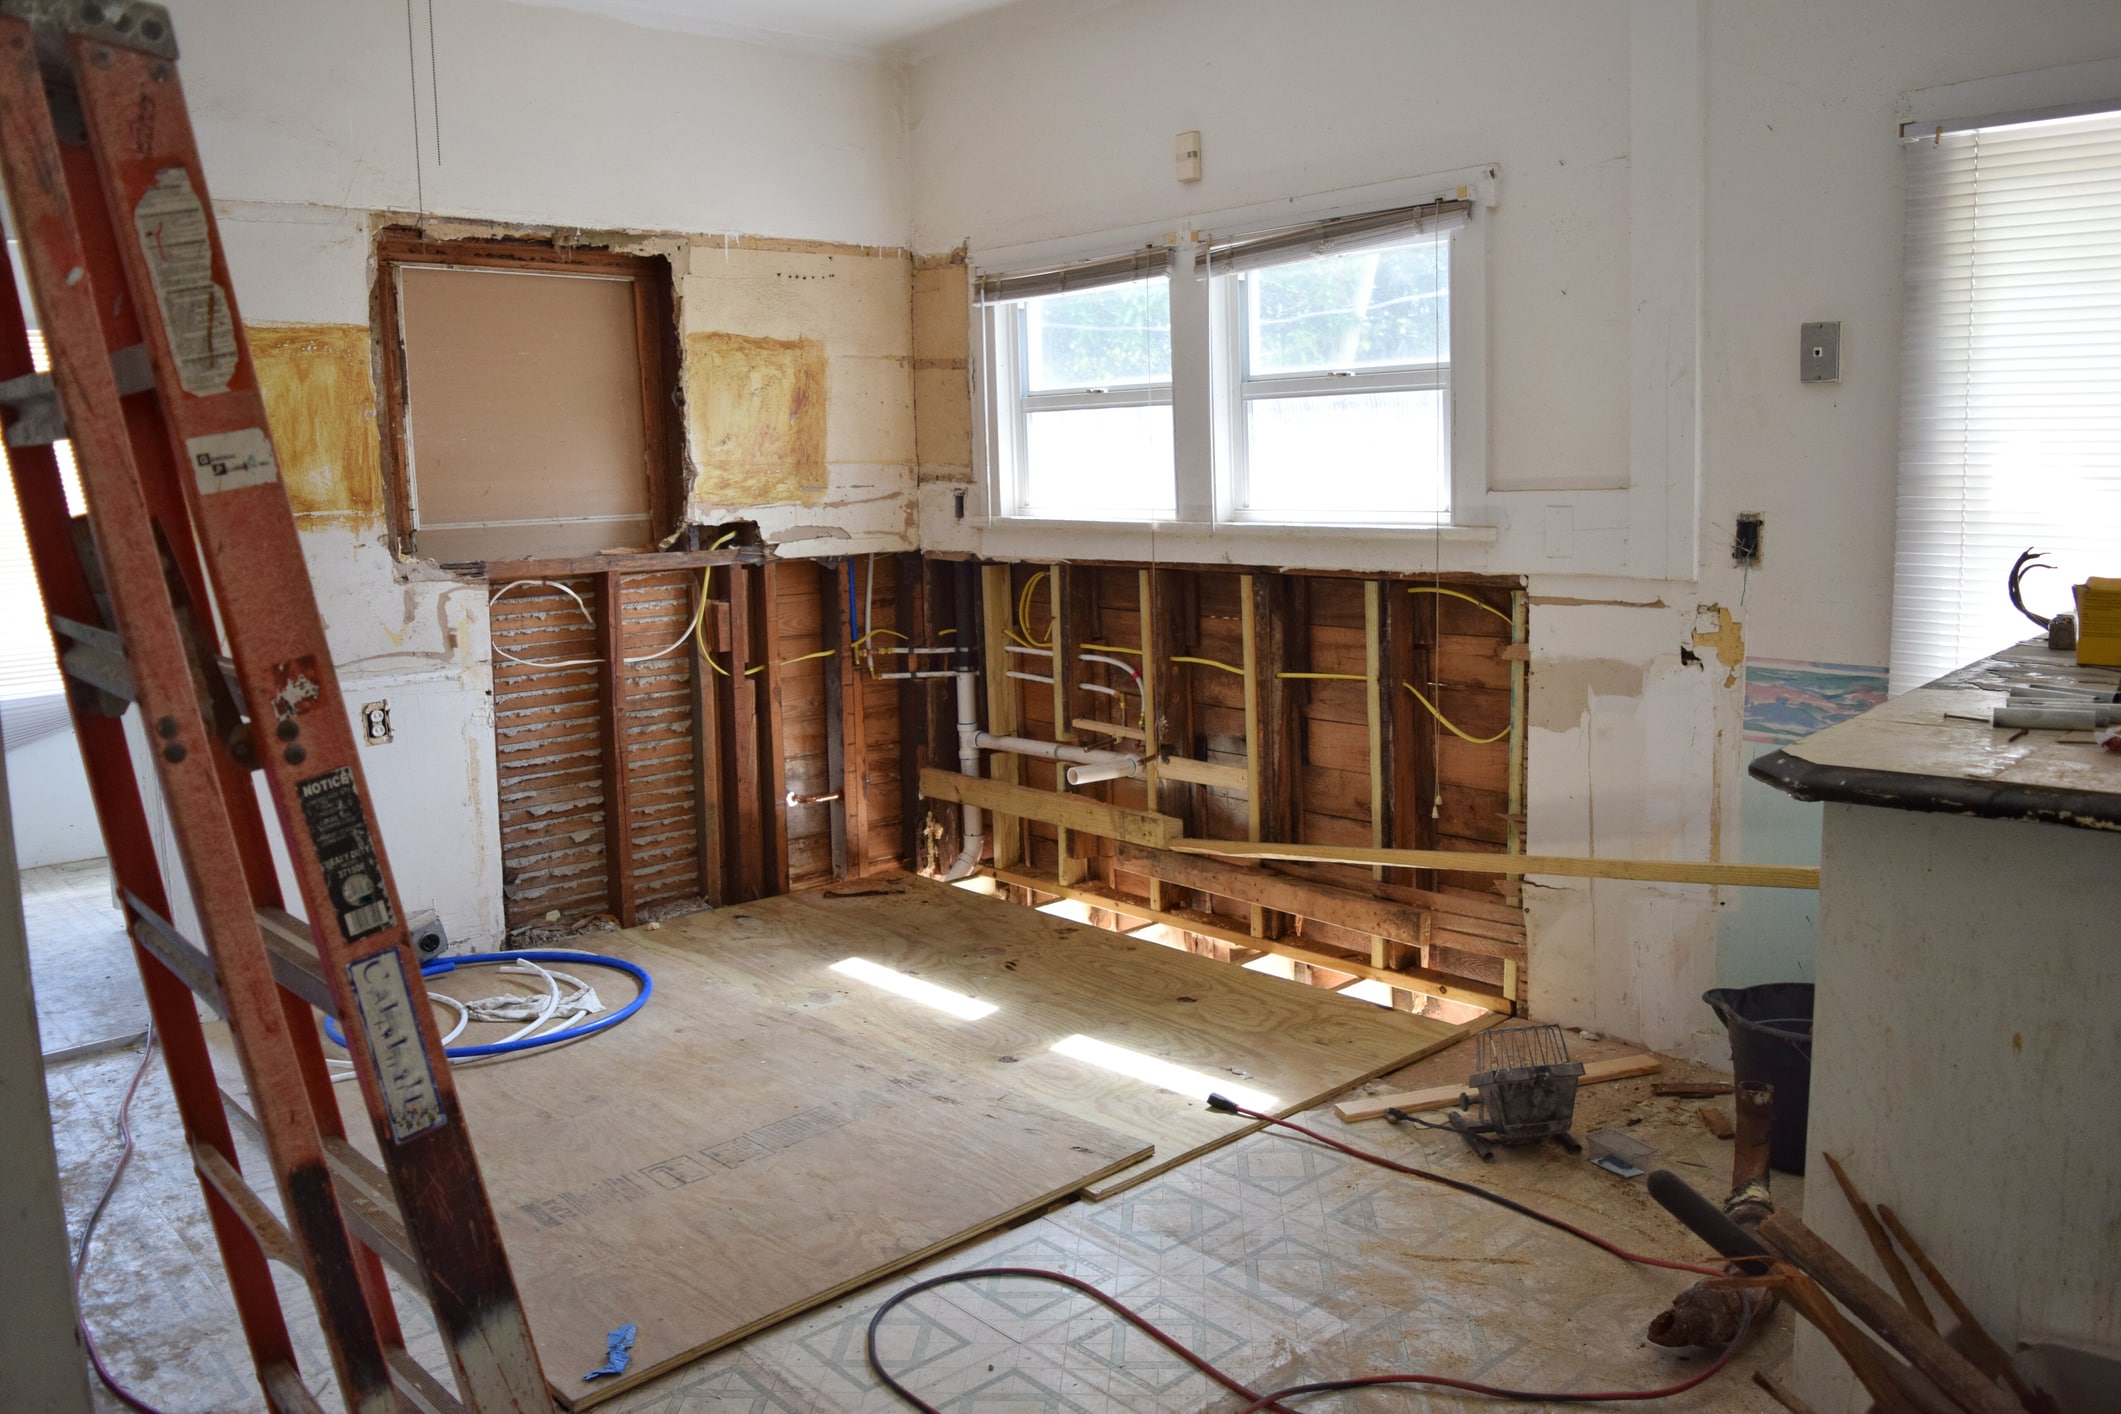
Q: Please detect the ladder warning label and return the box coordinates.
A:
[347,948,446,1142]
[186,428,280,496]
[133,167,237,396]
[297,766,396,943]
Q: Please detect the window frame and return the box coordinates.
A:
[371,228,685,571]
[984,271,1178,522]
[1211,229,1459,527]
[970,169,1492,538]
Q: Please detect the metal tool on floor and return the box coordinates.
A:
[1439,1023,1585,1161]
[0,4,551,1409]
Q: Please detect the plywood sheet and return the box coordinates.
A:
[652,875,1477,1197]
[332,934,1149,1409]
[398,264,651,560]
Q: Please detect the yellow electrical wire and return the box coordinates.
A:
[1171,655,1246,675]
[1017,570,1057,650]
[1403,681,1510,744]
[692,566,730,678]
[1408,585,1514,628]
[1277,671,1367,682]
[1080,642,1143,655]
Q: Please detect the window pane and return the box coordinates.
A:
[1246,240,1449,376]
[1241,391,1447,517]
[1023,280,1170,391]
[1023,405,1174,515]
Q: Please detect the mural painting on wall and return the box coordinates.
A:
[1742,658,1889,745]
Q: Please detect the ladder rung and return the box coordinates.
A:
[259,1362,326,1414]
[191,1139,302,1269]
[51,613,124,654]
[385,1347,464,1414]
[0,368,65,447]
[321,1136,427,1300]
[125,894,226,1012]
[61,640,136,703]
[0,343,157,447]
[255,906,335,1015]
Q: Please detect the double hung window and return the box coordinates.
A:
[978,195,1471,528]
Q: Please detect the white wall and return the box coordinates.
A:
[181,0,906,246]
[170,0,913,949]
[5,727,104,869]
[907,0,2121,1055]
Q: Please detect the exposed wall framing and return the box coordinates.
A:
[488,548,914,931]
[944,559,1529,1014]
[482,547,1523,1013]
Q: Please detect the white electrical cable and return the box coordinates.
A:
[489,575,714,670]
[327,962,602,1080]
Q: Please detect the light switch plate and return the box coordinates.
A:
[1801,321,1841,383]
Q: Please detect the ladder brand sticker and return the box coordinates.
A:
[133,167,237,396]
[347,949,446,1141]
[297,766,397,943]
[186,428,280,496]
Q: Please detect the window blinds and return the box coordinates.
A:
[1892,106,2121,692]
[975,246,1173,304]
[0,325,83,733]
[1206,198,1469,275]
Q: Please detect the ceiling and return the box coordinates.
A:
[507,0,1031,56]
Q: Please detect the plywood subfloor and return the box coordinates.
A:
[219,933,1150,1410]
[650,875,1482,1197]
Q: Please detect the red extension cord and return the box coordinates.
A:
[867,1097,1752,1411]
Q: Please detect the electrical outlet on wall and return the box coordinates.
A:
[361,700,393,745]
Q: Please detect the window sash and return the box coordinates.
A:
[989,298,1176,519]
[1216,248,1455,525]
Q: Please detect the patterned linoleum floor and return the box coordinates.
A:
[34,859,1788,1412]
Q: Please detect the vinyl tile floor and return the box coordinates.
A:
[33,859,1794,1413]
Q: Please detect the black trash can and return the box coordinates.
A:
[1702,983,1814,1174]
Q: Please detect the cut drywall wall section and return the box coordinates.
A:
[681,241,917,551]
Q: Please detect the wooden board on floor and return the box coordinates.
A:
[1333,1052,1664,1121]
[653,874,1484,1197]
[320,934,1150,1409]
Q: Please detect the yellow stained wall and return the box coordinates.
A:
[684,332,828,507]
[247,322,383,521]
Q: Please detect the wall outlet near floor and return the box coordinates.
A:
[361,700,393,744]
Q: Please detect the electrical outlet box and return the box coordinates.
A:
[1732,512,1763,567]
[360,700,393,745]
[1801,321,1840,383]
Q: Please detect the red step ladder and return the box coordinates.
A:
[0,3,553,1409]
